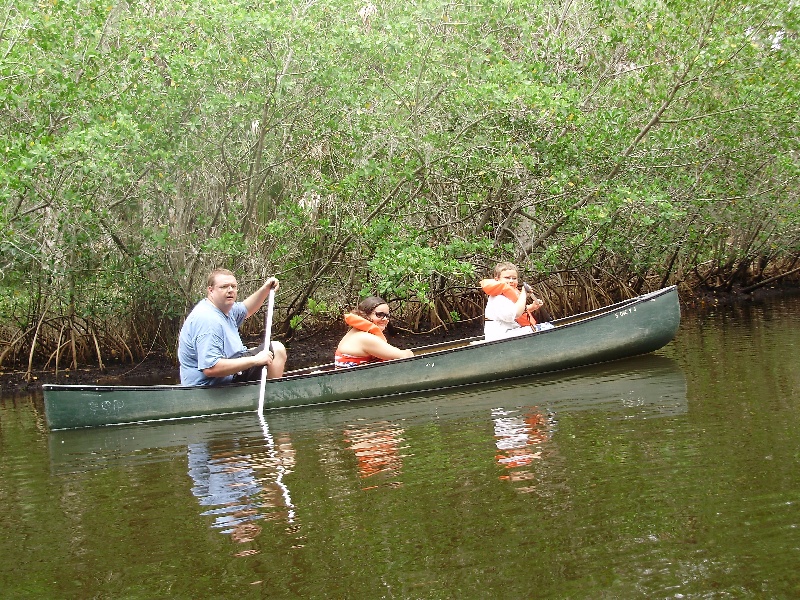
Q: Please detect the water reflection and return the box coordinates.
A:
[493,407,556,493]
[484,356,687,493]
[344,420,406,488]
[188,440,265,540]
[187,416,296,542]
[48,354,687,540]
[493,408,552,467]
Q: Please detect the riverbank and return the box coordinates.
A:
[0,317,486,392]
[3,283,797,393]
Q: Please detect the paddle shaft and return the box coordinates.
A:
[257,288,276,415]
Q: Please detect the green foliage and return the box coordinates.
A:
[1,0,799,368]
[363,221,488,303]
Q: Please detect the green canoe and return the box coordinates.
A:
[43,286,681,430]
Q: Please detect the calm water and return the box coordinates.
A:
[2,294,799,599]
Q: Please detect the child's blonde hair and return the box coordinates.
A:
[493,262,518,278]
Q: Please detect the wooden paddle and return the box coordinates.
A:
[257,287,276,416]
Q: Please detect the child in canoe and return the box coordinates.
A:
[481,262,554,342]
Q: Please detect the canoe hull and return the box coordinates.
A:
[43,286,681,429]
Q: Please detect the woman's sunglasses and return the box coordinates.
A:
[372,311,390,320]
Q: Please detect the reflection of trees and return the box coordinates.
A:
[344,421,406,489]
[187,430,296,543]
[492,407,555,493]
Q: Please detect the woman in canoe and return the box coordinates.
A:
[334,296,414,369]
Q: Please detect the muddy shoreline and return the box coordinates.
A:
[3,284,798,393]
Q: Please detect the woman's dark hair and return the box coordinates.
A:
[353,296,387,318]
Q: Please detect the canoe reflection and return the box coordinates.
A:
[48,355,686,537]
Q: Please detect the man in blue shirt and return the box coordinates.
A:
[178,269,287,386]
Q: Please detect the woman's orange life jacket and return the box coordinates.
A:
[480,279,537,327]
[343,313,387,341]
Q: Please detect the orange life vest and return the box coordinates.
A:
[343,313,387,341]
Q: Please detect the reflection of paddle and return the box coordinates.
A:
[258,412,296,522]
[257,288,276,416]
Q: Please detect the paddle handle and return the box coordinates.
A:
[257,288,276,415]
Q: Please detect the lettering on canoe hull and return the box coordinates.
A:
[615,306,637,318]
[88,399,125,414]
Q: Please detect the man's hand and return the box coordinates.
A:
[243,276,280,318]
[253,347,274,367]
